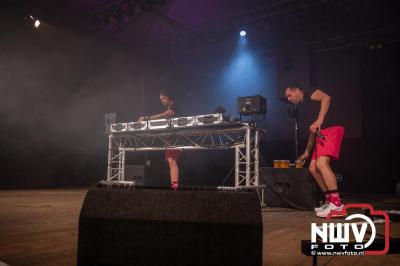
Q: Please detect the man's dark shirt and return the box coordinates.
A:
[166,102,181,118]
[297,87,337,139]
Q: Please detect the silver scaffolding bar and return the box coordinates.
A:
[254,128,260,185]
[121,150,126,182]
[118,150,123,181]
[245,125,251,186]
[120,145,244,152]
[107,134,113,180]
[235,145,240,187]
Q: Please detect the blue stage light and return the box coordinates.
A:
[239,30,246,37]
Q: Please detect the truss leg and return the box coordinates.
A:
[255,129,260,185]
[121,150,126,181]
[107,134,113,180]
[235,145,240,187]
[246,125,251,186]
[118,150,123,181]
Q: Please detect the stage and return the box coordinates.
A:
[0,189,399,266]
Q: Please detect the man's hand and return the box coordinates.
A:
[298,150,309,164]
[138,116,149,121]
[310,118,323,133]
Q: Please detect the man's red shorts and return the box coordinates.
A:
[311,126,345,161]
[165,149,181,162]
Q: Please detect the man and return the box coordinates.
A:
[139,90,181,190]
[284,83,345,218]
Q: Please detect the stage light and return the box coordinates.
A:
[27,15,40,29]
[34,19,40,28]
[239,30,246,37]
[218,29,266,115]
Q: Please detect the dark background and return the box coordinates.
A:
[1,0,399,193]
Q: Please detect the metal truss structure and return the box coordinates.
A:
[106,122,264,190]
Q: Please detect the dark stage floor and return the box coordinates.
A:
[0,189,399,266]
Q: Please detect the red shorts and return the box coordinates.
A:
[311,126,345,161]
[165,149,181,162]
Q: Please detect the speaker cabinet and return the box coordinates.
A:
[125,164,147,185]
[78,185,262,266]
[261,167,318,210]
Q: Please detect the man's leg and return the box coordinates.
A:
[309,160,328,192]
[315,156,342,208]
[315,156,337,190]
[167,157,179,187]
[309,160,330,210]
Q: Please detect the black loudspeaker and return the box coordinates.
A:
[125,164,147,185]
[78,185,262,266]
[237,95,267,116]
[261,167,318,210]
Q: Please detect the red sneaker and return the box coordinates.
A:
[171,182,178,190]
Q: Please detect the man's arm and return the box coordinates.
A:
[139,109,175,121]
[305,131,316,154]
[149,109,175,120]
[310,89,331,132]
[299,130,316,162]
